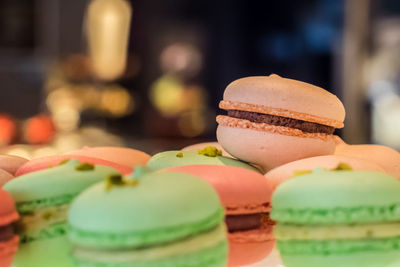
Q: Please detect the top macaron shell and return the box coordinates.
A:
[223,75,345,126]
[0,188,19,226]
[146,151,261,173]
[64,146,151,169]
[68,171,223,248]
[160,165,271,215]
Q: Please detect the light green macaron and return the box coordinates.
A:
[68,171,228,267]
[145,147,261,173]
[271,168,400,267]
[4,159,120,267]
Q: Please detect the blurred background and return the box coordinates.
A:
[0,0,399,158]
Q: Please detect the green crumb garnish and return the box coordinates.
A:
[58,159,70,166]
[42,211,53,220]
[333,162,353,171]
[176,152,184,158]
[75,162,95,171]
[198,146,222,157]
[106,174,138,191]
[48,164,53,168]
[293,169,313,177]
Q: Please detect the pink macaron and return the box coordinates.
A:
[15,155,131,177]
[161,165,274,266]
[64,146,150,169]
[265,155,386,191]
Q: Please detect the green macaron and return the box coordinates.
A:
[3,159,120,267]
[67,171,228,267]
[145,147,261,173]
[271,168,400,267]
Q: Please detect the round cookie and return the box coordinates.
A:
[4,159,121,267]
[335,144,400,179]
[15,154,131,176]
[265,155,386,191]
[0,188,19,267]
[272,169,400,267]
[0,169,14,187]
[161,165,274,266]
[182,142,232,157]
[216,74,345,171]
[67,171,228,266]
[0,155,28,175]
[64,146,151,169]
[145,148,261,173]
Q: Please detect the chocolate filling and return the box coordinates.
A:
[0,224,15,242]
[227,110,335,134]
[225,213,273,233]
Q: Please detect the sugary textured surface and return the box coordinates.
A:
[217,125,335,172]
[15,154,131,176]
[271,169,400,223]
[4,160,120,211]
[0,155,28,175]
[0,188,19,226]
[65,146,151,169]
[161,165,271,215]
[0,169,14,187]
[265,155,386,191]
[68,172,223,248]
[335,144,400,179]
[146,150,260,173]
[182,142,232,158]
[222,75,345,126]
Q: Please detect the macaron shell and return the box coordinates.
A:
[15,155,131,176]
[161,165,271,215]
[0,155,28,175]
[0,236,18,266]
[265,155,386,191]
[0,169,14,187]
[0,188,18,226]
[335,144,400,179]
[228,237,274,267]
[222,75,345,124]
[64,146,150,169]
[182,142,233,158]
[217,125,335,172]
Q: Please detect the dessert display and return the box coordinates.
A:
[67,171,228,266]
[216,74,345,172]
[272,168,400,267]
[64,146,151,169]
[0,187,19,267]
[161,165,274,266]
[4,160,120,267]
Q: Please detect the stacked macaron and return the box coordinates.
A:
[4,159,121,267]
[67,171,228,266]
[272,168,400,267]
[216,74,345,172]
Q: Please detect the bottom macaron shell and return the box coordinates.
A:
[13,236,73,267]
[227,227,275,266]
[72,241,228,267]
[280,249,400,267]
[0,236,18,266]
[217,125,335,172]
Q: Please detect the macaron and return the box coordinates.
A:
[182,142,232,157]
[67,171,228,266]
[160,165,274,266]
[145,148,261,173]
[216,74,345,171]
[4,159,121,267]
[272,168,400,267]
[0,169,14,187]
[0,188,19,267]
[335,144,400,179]
[0,155,28,175]
[64,146,151,169]
[265,155,386,191]
[15,154,131,176]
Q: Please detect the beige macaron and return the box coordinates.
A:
[0,155,28,175]
[217,74,345,171]
[335,144,400,180]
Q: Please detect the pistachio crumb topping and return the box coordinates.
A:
[292,169,313,177]
[48,164,53,168]
[106,174,138,191]
[198,146,222,157]
[42,211,53,220]
[333,162,353,171]
[58,159,71,166]
[176,152,184,158]
[292,163,353,178]
[75,162,95,171]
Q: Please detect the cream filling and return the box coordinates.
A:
[19,204,69,236]
[73,224,226,263]
[274,222,400,241]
